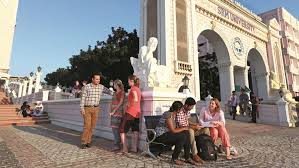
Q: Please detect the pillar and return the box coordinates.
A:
[218,62,234,103]
[34,71,42,93]
[18,83,23,98]
[254,72,269,99]
[22,80,28,96]
[242,66,249,89]
[28,76,34,95]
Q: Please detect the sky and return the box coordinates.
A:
[10,0,299,79]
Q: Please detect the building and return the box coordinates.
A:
[139,0,285,103]
[260,7,299,96]
[0,0,19,81]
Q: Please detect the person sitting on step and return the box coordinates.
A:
[199,98,237,160]
[154,101,198,166]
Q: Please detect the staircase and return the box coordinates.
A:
[0,90,50,126]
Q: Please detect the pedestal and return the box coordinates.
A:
[276,98,292,127]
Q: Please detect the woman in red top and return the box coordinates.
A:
[120,75,141,153]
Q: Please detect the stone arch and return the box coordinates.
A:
[199,30,231,63]
[197,29,233,102]
[176,0,188,62]
[247,48,269,99]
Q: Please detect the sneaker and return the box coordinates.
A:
[111,145,121,151]
[86,143,91,148]
[81,144,87,149]
[230,147,238,156]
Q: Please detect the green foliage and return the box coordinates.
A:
[199,52,220,100]
[45,27,139,90]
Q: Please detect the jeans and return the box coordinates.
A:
[112,128,121,146]
[155,130,191,160]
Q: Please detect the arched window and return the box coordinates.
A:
[147,0,158,59]
[176,0,188,62]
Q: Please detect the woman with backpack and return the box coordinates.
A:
[154,101,198,165]
[199,98,235,160]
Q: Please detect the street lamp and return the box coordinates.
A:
[182,75,190,88]
[37,66,42,72]
[30,72,34,77]
[178,75,190,93]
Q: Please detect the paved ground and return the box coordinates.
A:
[0,119,298,168]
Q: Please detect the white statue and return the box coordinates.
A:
[130,37,170,88]
[55,83,62,92]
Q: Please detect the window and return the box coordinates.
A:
[176,0,188,62]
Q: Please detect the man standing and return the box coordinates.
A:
[230,91,238,120]
[239,88,249,116]
[80,74,112,149]
[250,92,259,123]
[176,97,205,164]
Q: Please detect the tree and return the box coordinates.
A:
[45,27,139,90]
[199,52,220,100]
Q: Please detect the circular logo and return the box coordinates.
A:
[233,37,244,57]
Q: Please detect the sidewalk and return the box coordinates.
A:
[0,120,298,168]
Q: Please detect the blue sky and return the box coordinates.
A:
[10,0,299,79]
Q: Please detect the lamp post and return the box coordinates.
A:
[35,66,42,93]
[28,72,34,95]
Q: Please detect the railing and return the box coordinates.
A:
[174,60,193,75]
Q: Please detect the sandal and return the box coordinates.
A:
[171,159,184,165]
[226,155,232,160]
[185,158,197,165]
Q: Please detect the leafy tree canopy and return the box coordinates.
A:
[45,27,139,90]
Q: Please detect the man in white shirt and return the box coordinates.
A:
[230,91,238,120]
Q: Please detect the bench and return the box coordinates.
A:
[141,113,200,159]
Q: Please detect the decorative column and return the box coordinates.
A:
[28,72,34,95]
[22,79,28,96]
[254,72,270,99]
[17,82,23,98]
[218,62,234,103]
[242,66,249,89]
[34,67,42,93]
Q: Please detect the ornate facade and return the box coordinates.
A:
[140,0,286,102]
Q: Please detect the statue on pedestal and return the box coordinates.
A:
[55,83,62,92]
[130,37,170,89]
[270,71,281,90]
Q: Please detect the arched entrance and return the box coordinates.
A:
[197,30,232,101]
[247,48,268,99]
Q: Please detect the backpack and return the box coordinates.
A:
[195,134,218,161]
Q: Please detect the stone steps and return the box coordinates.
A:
[0,119,51,126]
[0,91,50,126]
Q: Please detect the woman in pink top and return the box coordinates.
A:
[199,98,233,160]
[119,75,141,153]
